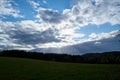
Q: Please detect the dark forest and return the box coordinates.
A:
[0,50,120,64]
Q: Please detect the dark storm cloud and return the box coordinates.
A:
[7,28,61,45]
[39,8,67,23]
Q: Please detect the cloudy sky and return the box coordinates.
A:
[0,0,120,52]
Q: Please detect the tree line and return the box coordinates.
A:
[0,50,120,64]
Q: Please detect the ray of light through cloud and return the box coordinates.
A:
[0,0,120,54]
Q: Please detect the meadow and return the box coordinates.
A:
[0,57,120,80]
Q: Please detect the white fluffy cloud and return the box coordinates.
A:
[0,20,62,49]
[0,19,119,49]
[0,0,120,50]
[64,0,120,26]
[28,0,40,9]
[29,0,120,26]
[34,0,120,44]
[88,30,120,41]
[43,0,47,4]
[0,0,23,18]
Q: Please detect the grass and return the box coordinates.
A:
[0,57,120,80]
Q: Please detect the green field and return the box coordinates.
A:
[0,57,120,80]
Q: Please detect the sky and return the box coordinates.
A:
[0,0,120,52]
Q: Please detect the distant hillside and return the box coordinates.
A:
[0,50,120,64]
[82,51,120,64]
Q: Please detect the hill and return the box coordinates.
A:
[0,50,120,64]
[0,57,120,80]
